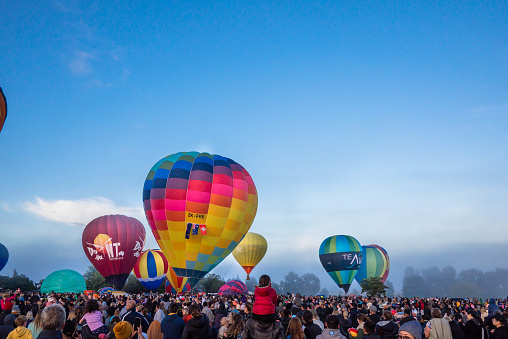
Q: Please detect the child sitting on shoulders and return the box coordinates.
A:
[252,274,278,323]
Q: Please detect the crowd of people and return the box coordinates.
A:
[1,274,508,339]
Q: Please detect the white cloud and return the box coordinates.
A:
[69,51,95,75]
[23,197,144,226]
[1,201,11,212]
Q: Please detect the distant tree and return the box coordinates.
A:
[123,274,150,294]
[195,274,225,293]
[83,266,107,290]
[319,287,329,296]
[301,273,321,296]
[385,280,395,298]
[279,272,300,294]
[0,273,36,291]
[245,276,258,293]
[358,277,387,297]
[402,267,425,297]
[278,272,320,295]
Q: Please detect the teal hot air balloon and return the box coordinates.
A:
[354,245,387,285]
[319,235,363,293]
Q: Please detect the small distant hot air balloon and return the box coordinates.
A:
[217,280,248,296]
[319,235,363,293]
[133,250,169,290]
[165,266,191,293]
[370,244,390,283]
[354,245,387,284]
[143,152,258,287]
[97,287,117,295]
[232,232,267,280]
[0,243,8,272]
[0,87,7,134]
[82,215,146,290]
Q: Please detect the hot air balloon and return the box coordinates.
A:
[232,232,267,280]
[97,287,117,295]
[319,235,363,293]
[217,280,248,296]
[143,152,258,287]
[370,244,390,283]
[165,266,191,293]
[132,249,169,290]
[0,243,8,272]
[0,87,6,134]
[41,270,86,294]
[354,245,387,284]
[82,215,146,290]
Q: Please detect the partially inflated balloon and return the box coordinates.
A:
[165,279,191,294]
[319,235,363,293]
[133,250,169,290]
[370,244,389,283]
[165,265,191,293]
[0,243,8,272]
[218,280,248,296]
[0,87,6,134]
[143,152,258,286]
[82,215,146,290]
[232,232,267,280]
[97,287,116,295]
[354,245,387,284]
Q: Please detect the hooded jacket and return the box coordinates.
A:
[0,315,15,339]
[375,320,399,339]
[7,327,34,339]
[243,318,283,339]
[182,314,210,339]
[316,329,348,339]
[253,285,277,316]
[161,314,185,339]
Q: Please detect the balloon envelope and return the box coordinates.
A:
[41,270,86,294]
[133,250,169,290]
[319,235,363,293]
[218,280,248,296]
[166,266,191,293]
[0,243,8,272]
[165,278,191,294]
[354,245,387,284]
[0,87,6,134]
[143,152,258,286]
[232,232,267,279]
[97,287,117,295]
[82,215,146,290]
[369,244,390,283]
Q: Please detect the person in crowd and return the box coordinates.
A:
[424,309,452,339]
[182,304,210,339]
[241,304,252,326]
[214,304,228,330]
[369,308,380,325]
[224,313,243,339]
[219,317,229,338]
[114,321,144,339]
[153,303,165,325]
[0,315,16,339]
[464,310,481,339]
[363,321,380,339]
[303,310,323,339]
[0,300,14,326]
[38,304,67,339]
[161,303,185,339]
[27,310,42,339]
[146,319,163,339]
[202,302,214,326]
[286,317,305,339]
[316,315,346,339]
[80,299,108,336]
[61,321,76,339]
[375,311,399,339]
[280,309,291,336]
[353,313,368,339]
[252,275,278,323]
[400,310,415,326]
[312,309,325,332]
[121,301,149,338]
[398,320,422,339]
[7,315,34,339]
[492,314,508,339]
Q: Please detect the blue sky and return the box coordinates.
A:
[0,0,507,293]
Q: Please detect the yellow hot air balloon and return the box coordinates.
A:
[143,152,258,286]
[232,232,267,280]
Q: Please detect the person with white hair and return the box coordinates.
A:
[38,304,67,339]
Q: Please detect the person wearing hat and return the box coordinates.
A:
[312,309,325,331]
[398,321,422,339]
[114,321,144,339]
[369,307,380,325]
[492,314,508,339]
[7,316,34,339]
[0,315,16,339]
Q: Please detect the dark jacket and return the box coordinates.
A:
[400,317,415,326]
[243,318,284,339]
[449,320,465,339]
[0,311,11,326]
[0,315,15,339]
[494,326,508,339]
[375,321,399,339]
[214,311,227,329]
[36,330,63,339]
[161,314,185,339]
[304,323,323,339]
[121,310,150,334]
[280,317,290,336]
[363,334,381,339]
[182,314,210,339]
[464,319,481,339]
[369,315,381,325]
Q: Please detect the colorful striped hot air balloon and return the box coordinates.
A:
[354,245,387,284]
[165,266,190,293]
[0,87,6,134]
[218,280,248,296]
[319,235,363,293]
[133,250,169,290]
[97,287,116,295]
[370,244,390,283]
[143,152,258,287]
[232,232,267,280]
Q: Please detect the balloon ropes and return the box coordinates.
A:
[232,232,267,280]
[82,215,146,290]
[143,152,258,287]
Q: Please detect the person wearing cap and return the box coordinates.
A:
[492,314,508,339]
[316,315,346,339]
[0,315,16,339]
[6,315,33,339]
[398,320,422,339]
[369,307,380,325]
[114,321,144,339]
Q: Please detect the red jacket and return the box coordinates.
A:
[252,284,277,315]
